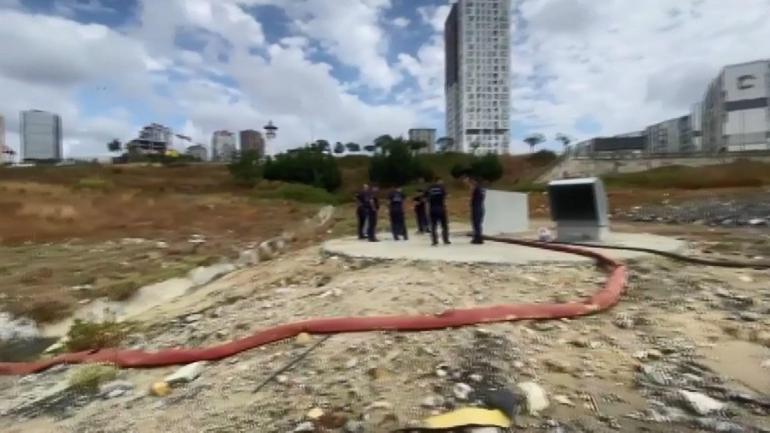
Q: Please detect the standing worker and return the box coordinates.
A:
[388,187,408,241]
[413,189,429,234]
[427,179,450,246]
[367,186,380,242]
[464,175,486,244]
[355,184,370,240]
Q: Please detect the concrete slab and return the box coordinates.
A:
[322,231,685,265]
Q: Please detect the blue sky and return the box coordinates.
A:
[1,0,769,157]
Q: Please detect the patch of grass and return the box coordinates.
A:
[18,267,54,284]
[68,364,118,393]
[100,280,140,302]
[603,161,770,190]
[254,183,340,204]
[65,319,134,352]
[74,177,114,191]
[512,182,547,193]
[11,296,73,323]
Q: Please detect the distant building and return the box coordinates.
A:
[0,115,9,163]
[690,102,703,151]
[702,59,770,153]
[574,136,646,157]
[408,128,437,153]
[212,130,236,162]
[239,129,265,157]
[445,0,511,154]
[20,110,62,162]
[186,144,208,161]
[127,123,173,155]
[645,115,693,153]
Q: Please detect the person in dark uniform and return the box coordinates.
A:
[413,189,429,234]
[388,187,408,241]
[464,175,486,244]
[367,186,380,242]
[427,179,450,246]
[355,184,370,240]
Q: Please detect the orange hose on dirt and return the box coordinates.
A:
[0,237,627,376]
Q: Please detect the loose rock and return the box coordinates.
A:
[453,383,473,400]
[516,381,549,416]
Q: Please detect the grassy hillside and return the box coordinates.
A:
[602,160,770,189]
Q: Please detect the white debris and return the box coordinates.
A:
[453,382,473,400]
[164,361,207,385]
[516,381,550,416]
[679,390,725,415]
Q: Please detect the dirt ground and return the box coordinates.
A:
[0,222,768,433]
[0,167,322,322]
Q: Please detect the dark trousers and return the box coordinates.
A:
[356,207,367,239]
[471,209,485,243]
[415,208,429,233]
[390,211,408,240]
[367,210,378,241]
[430,209,450,245]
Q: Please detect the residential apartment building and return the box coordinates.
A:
[127,123,173,155]
[186,144,208,161]
[239,129,265,157]
[408,128,436,153]
[20,110,62,162]
[212,130,237,162]
[445,0,511,154]
[702,59,770,153]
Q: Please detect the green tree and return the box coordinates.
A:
[451,163,468,179]
[333,142,345,154]
[263,148,341,191]
[555,133,572,151]
[363,144,376,153]
[524,133,546,153]
[368,138,431,186]
[469,153,503,182]
[227,151,262,187]
[345,142,361,152]
[107,139,122,153]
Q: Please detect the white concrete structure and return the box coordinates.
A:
[484,190,528,235]
[211,130,237,162]
[445,0,511,154]
[20,110,62,162]
[702,59,770,152]
[547,178,609,242]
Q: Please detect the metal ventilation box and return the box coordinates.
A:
[547,177,609,242]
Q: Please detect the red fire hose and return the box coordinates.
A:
[0,237,627,376]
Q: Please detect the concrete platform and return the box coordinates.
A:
[322,231,685,265]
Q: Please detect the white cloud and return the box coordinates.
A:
[392,16,409,28]
[277,0,402,90]
[513,0,770,144]
[0,9,155,157]
[417,4,451,33]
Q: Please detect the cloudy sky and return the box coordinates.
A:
[1,0,769,158]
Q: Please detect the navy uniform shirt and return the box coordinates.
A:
[355,191,368,208]
[471,185,486,212]
[427,184,447,211]
[388,191,406,213]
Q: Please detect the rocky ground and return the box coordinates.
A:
[1,235,769,433]
[615,192,770,228]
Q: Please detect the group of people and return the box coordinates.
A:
[355,176,486,246]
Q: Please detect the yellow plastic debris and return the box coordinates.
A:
[420,407,511,430]
[150,381,171,397]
